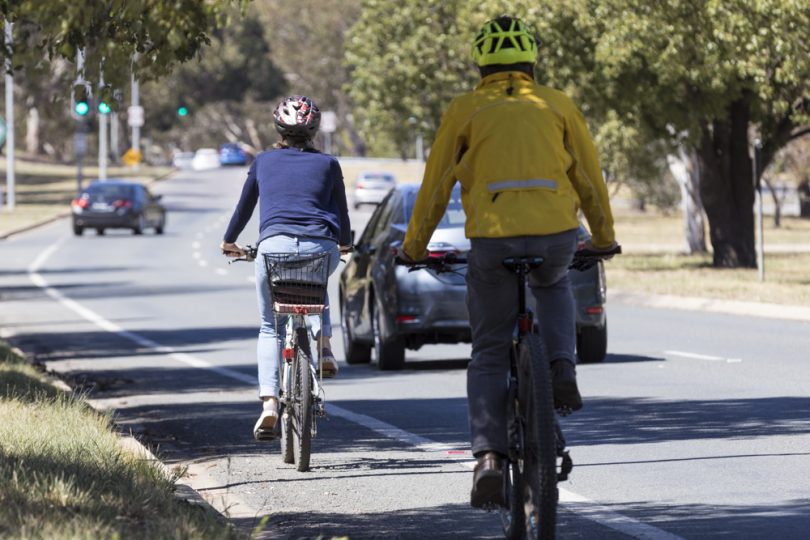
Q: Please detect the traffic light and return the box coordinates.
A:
[96,85,117,115]
[177,106,189,117]
[70,82,93,120]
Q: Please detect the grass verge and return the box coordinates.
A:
[610,213,810,305]
[0,341,243,540]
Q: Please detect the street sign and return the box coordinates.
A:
[320,111,337,133]
[122,147,142,166]
[127,105,144,127]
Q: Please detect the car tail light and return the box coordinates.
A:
[396,314,417,323]
[356,181,365,189]
[113,199,133,208]
[585,306,603,314]
[282,347,294,360]
[426,242,460,259]
[71,198,89,209]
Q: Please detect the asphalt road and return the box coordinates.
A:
[2,165,809,539]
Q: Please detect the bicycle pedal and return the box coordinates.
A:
[254,428,277,442]
[314,404,326,417]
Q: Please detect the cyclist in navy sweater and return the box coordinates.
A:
[221,96,352,439]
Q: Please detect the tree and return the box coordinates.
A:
[345,0,475,157]
[2,1,248,89]
[531,0,810,267]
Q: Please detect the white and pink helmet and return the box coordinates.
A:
[273,95,321,141]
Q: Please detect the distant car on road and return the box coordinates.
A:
[340,184,610,370]
[219,143,250,166]
[71,180,166,236]
[353,171,396,209]
[172,150,194,170]
[191,148,220,171]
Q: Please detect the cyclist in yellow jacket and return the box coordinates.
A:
[401,16,618,508]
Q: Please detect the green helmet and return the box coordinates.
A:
[471,16,538,67]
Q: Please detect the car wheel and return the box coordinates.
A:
[371,300,405,371]
[341,297,371,365]
[132,215,145,235]
[155,218,165,235]
[73,224,84,236]
[96,228,105,236]
[577,320,607,364]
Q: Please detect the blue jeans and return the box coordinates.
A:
[255,235,340,398]
[465,230,578,456]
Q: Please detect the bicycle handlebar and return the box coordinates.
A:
[226,244,258,264]
[393,244,622,273]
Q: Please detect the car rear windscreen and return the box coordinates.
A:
[84,184,135,201]
[400,188,465,230]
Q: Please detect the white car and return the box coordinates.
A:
[172,151,194,170]
[353,171,396,209]
[191,148,220,171]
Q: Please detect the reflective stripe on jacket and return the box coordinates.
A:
[403,71,615,258]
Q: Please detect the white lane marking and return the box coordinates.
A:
[664,350,742,363]
[198,260,208,267]
[246,276,256,283]
[192,241,201,249]
[192,251,201,259]
[215,268,228,276]
[28,239,683,540]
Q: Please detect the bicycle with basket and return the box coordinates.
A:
[232,246,331,472]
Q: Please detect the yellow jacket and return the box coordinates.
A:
[403,71,615,259]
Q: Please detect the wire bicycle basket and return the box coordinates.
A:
[263,252,330,314]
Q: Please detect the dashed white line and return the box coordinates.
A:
[664,350,742,363]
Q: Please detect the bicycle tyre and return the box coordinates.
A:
[519,334,557,539]
[501,459,527,539]
[279,360,294,464]
[292,328,313,472]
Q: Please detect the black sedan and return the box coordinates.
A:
[71,180,166,236]
[339,184,610,371]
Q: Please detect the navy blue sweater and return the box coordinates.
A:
[223,148,351,246]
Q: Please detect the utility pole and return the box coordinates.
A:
[754,139,764,282]
[98,63,108,180]
[4,20,15,210]
[131,55,140,153]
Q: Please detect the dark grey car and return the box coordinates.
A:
[339,184,609,371]
[71,180,166,236]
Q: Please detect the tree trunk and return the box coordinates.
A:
[25,107,40,155]
[696,96,756,268]
[668,148,707,253]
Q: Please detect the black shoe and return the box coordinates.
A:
[470,452,505,508]
[551,359,583,411]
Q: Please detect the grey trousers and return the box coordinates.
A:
[465,230,578,456]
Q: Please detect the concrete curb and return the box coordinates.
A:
[0,169,177,241]
[611,289,810,322]
[1,342,231,530]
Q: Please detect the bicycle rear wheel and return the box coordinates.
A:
[519,334,557,539]
[292,328,313,472]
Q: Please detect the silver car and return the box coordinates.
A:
[352,171,396,209]
[339,184,609,371]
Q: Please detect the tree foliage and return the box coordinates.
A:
[1,0,248,91]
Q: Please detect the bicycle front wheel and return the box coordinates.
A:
[519,334,558,539]
[292,328,313,472]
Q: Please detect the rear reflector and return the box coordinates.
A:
[282,348,295,360]
[585,306,603,314]
[396,314,417,322]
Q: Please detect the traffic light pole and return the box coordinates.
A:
[98,65,108,180]
[131,55,140,153]
[4,20,15,210]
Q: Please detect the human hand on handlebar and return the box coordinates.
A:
[580,240,621,260]
[339,244,354,254]
[221,241,246,258]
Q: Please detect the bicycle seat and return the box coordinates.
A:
[502,256,545,272]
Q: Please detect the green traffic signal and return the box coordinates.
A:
[98,102,111,114]
[177,106,188,117]
[74,101,90,116]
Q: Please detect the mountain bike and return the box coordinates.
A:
[229,245,331,472]
[396,244,620,539]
